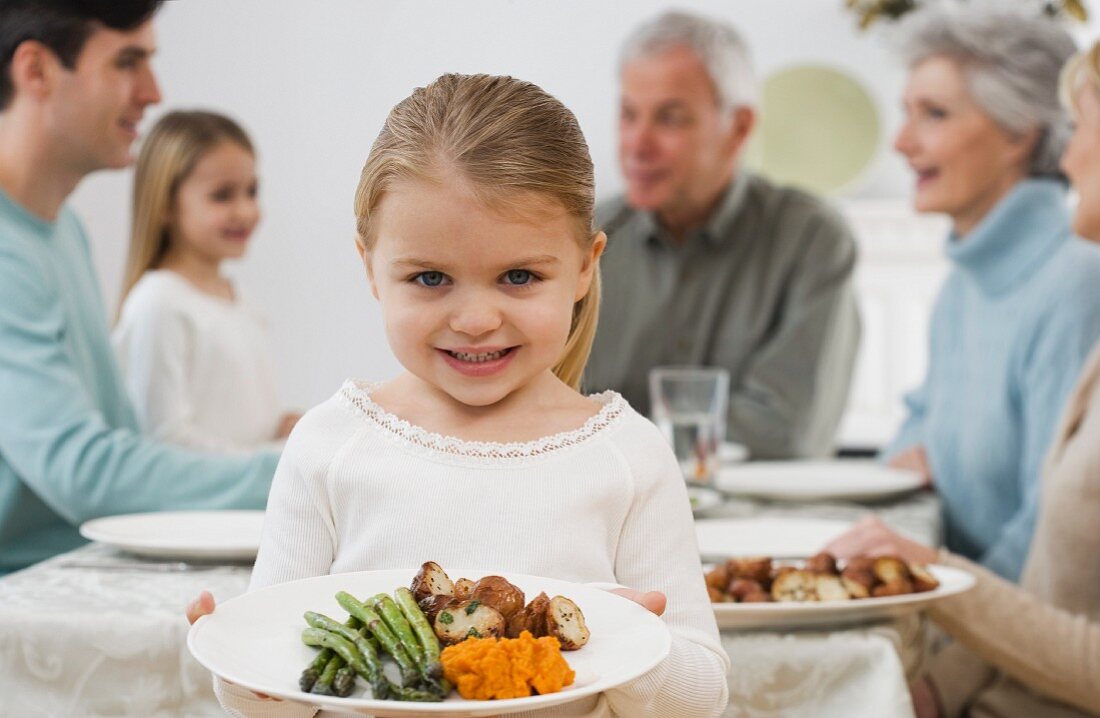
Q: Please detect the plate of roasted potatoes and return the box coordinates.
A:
[189,561,671,716]
[705,552,974,629]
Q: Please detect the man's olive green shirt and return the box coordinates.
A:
[584,172,861,459]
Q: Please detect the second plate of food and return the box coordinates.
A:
[706,557,974,630]
[188,566,671,717]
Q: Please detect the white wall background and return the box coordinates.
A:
[67,1,1100,441]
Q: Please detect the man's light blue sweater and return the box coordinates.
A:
[888,179,1100,581]
[0,189,278,574]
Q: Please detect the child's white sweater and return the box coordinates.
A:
[216,380,729,717]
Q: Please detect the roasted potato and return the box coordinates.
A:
[909,563,940,593]
[433,599,505,645]
[704,564,730,591]
[470,575,525,619]
[771,569,817,602]
[546,595,590,650]
[417,593,456,623]
[841,576,871,599]
[506,591,550,637]
[707,585,729,603]
[872,579,913,597]
[740,591,773,603]
[845,556,875,574]
[841,566,876,593]
[726,557,773,586]
[411,561,454,602]
[805,552,839,576]
[814,574,851,602]
[453,577,476,601]
[872,556,912,585]
[727,578,765,601]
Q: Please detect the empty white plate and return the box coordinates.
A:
[716,461,923,502]
[79,510,265,560]
[720,442,749,463]
[695,517,852,560]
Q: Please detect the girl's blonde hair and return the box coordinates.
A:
[1060,40,1100,117]
[354,73,600,390]
[118,110,254,316]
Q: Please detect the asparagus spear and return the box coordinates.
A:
[333,663,356,698]
[371,593,425,667]
[301,628,440,702]
[335,592,420,689]
[394,587,447,684]
[310,654,344,696]
[299,648,332,692]
[303,612,391,700]
[299,615,361,692]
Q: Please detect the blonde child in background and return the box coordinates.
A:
[188,74,729,717]
[114,111,300,453]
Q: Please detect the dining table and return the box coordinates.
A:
[0,482,943,718]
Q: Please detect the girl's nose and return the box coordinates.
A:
[448,297,503,338]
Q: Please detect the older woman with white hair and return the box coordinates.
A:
[882,3,1100,582]
[826,39,1100,718]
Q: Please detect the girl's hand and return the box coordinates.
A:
[275,412,303,440]
[889,445,933,487]
[823,515,938,565]
[185,591,281,702]
[610,587,667,616]
[186,590,216,624]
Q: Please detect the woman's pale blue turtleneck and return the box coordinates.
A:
[888,178,1100,581]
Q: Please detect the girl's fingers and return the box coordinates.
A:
[609,588,667,616]
[186,590,216,625]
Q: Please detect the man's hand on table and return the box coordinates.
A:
[186,591,282,702]
[823,515,939,565]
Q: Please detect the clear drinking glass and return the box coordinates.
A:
[649,366,730,485]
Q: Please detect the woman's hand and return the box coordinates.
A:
[889,445,933,487]
[910,677,943,718]
[823,515,939,565]
[186,591,281,702]
[610,587,667,616]
[275,412,303,440]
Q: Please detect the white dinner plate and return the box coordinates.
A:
[711,564,974,630]
[687,485,725,514]
[188,568,671,717]
[79,510,264,560]
[715,461,924,502]
[720,442,749,464]
[695,517,852,560]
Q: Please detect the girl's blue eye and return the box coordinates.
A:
[416,271,445,287]
[504,269,533,285]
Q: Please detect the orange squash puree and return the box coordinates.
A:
[440,630,576,700]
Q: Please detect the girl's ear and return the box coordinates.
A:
[575,231,607,301]
[356,241,381,300]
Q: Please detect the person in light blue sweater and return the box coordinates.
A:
[884,6,1100,582]
[0,1,278,574]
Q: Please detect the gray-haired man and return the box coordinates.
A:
[585,10,861,459]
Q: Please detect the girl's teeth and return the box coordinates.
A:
[452,349,507,362]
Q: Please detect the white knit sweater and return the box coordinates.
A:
[216,380,729,717]
[113,270,283,453]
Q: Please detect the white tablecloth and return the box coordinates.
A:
[0,492,941,717]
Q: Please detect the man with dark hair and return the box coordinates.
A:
[0,0,278,573]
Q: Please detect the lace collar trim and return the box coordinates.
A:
[338,379,627,460]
